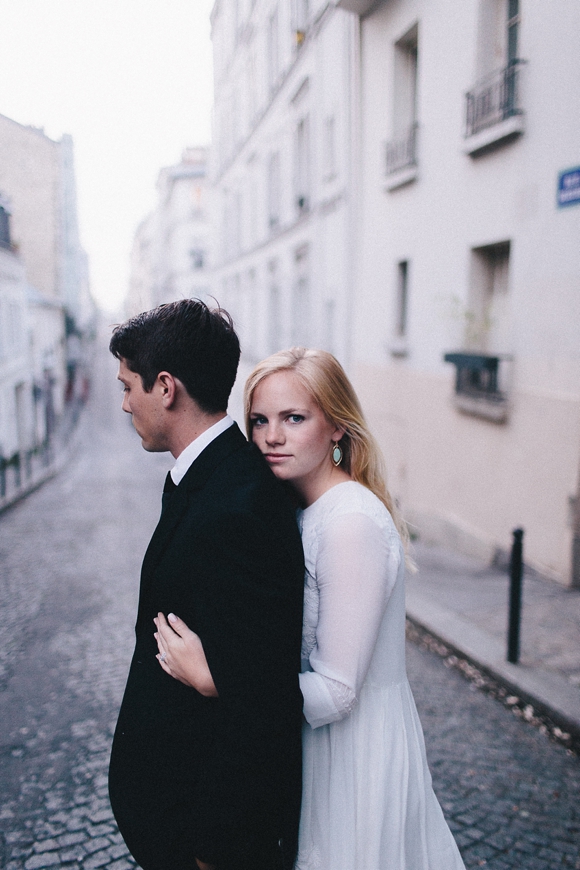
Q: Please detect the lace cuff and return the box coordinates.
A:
[300,671,357,729]
[325,676,357,717]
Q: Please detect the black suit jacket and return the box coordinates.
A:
[109,424,305,870]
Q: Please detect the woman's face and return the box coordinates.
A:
[249,370,343,499]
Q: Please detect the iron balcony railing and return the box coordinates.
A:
[465,61,525,138]
[385,122,418,176]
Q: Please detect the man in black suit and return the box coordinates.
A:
[108,300,304,870]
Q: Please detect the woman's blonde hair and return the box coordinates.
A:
[244,347,409,547]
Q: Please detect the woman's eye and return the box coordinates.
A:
[251,416,266,427]
[288,414,304,424]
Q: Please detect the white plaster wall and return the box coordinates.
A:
[211,1,357,368]
[127,151,213,313]
[0,248,34,456]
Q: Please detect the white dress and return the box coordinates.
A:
[295,482,465,870]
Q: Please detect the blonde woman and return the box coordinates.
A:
[155,348,466,870]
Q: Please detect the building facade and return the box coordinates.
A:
[0,114,93,504]
[0,241,34,480]
[210,0,358,365]
[126,147,212,316]
[337,0,580,585]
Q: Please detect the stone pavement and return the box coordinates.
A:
[407,540,580,746]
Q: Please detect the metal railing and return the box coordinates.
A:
[385,122,418,176]
[465,61,525,138]
[443,352,507,403]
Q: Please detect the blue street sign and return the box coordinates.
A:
[557,167,580,208]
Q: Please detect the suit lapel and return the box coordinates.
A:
[141,423,247,583]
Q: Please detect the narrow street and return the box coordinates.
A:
[0,332,578,870]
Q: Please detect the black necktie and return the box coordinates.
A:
[161,471,177,513]
[163,471,177,493]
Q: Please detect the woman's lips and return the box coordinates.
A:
[265,453,291,463]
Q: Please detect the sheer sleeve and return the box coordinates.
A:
[299,511,400,729]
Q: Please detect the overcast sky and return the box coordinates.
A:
[0,0,214,313]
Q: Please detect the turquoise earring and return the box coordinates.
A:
[331,441,343,467]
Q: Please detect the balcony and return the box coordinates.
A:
[334,0,376,14]
[444,352,512,422]
[385,122,418,191]
[464,62,525,156]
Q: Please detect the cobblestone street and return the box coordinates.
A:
[0,335,579,869]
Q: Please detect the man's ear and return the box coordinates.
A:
[157,372,178,408]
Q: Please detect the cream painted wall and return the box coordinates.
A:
[356,362,580,582]
[353,0,580,584]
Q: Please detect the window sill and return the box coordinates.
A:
[452,392,509,423]
[464,114,525,157]
[385,164,418,192]
[388,337,409,358]
[444,351,512,423]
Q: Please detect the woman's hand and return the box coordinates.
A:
[154,612,218,697]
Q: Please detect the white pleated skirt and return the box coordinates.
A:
[295,679,466,870]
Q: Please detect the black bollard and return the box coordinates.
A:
[507,528,524,664]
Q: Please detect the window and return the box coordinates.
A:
[395,261,409,338]
[467,242,511,354]
[245,268,258,358]
[268,152,281,229]
[8,300,24,356]
[295,117,310,213]
[231,86,241,146]
[507,0,520,66]
[465,0,524,149]
[323,299,336,354]
[444,241,513,422]
[293,0,309,46]
[443,351,511,422]
[222,188,242,259]
[386,24,419,184]
[323,116,337,181]
[390,260,410,356]
[292,245,310,345]
[189,248,205,270]
[15,382,29,452]
[0,204,10,248]
[247,49,257,125]
[233,189,242,256]
[268,10,280,92]
[268,260,281,353]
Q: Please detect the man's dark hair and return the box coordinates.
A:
[109,299,241,414]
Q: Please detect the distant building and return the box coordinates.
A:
[0,114,94,504]
[336,0,580,585]
[126,147,212,316]
[0,116,93,328]
[210,0,358,363]
[0,236,35,476]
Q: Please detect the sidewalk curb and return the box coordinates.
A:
[406,589,580,744]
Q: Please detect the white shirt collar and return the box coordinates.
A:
[170,415,235,485]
